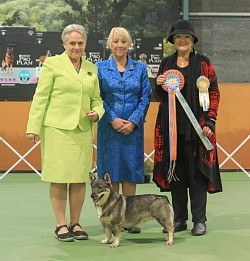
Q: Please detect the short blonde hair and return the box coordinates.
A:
[61,24,87,43]
[106,27,132,49]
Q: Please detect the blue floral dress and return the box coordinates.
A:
[96,56,152,183]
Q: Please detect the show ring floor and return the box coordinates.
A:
[0,172,249,261]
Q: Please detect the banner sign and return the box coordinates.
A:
[135,37,163,78]
[0,27,38,100]
[0,27,37,85]
[0,28,162,101]
[85,32,105,63]
[35,31,64,79]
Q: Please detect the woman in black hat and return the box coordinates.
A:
[153,20,222,236]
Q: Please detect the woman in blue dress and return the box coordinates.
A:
[96,27,152,233]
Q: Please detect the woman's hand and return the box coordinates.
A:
[156,74,166,85]
[111,118,124,132]
[86,110,99,122]
[26,133,40,143]
[202,126,213,137]
[122,120,135,135]
[112,118,135,135]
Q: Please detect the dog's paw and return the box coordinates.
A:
[165,240,173,245]
[110,243,119,248]
[100,239,109,244]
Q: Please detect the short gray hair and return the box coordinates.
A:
[106,27,132,49]
[61,24,87,43]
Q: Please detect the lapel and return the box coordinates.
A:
[60,52,88,81]
[79,59,92,80]
[107,56,135,81]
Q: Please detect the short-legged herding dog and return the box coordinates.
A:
[89,172,174,248]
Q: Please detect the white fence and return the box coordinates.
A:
[1,135,250,180]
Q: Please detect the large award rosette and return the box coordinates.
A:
[162,70,213,181]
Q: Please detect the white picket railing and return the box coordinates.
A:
[217,135,250,178]
[0,137,41,180]
[1,135,250,180]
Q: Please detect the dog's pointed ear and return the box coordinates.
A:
[103,172,111,184]
[89,172,96,182]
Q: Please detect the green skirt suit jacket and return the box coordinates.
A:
[26,52,104,183]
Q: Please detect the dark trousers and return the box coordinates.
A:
[170,138,208,223]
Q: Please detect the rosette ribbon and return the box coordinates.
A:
[196,76,210,111]
[162,70,213,181]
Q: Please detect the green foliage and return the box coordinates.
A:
[0,0,179,36]
[85,0,130,34]
[59,0,86,29]
[85,0,108,32]
[0,0,69,31]
[164,39,175,57]
[121,0,178,37]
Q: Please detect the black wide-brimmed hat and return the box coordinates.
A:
[167,20,198,44]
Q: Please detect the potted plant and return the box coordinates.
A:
[144,160,153,183]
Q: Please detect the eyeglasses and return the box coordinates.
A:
[173,34,193,40]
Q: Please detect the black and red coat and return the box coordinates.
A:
[153,50,222,193]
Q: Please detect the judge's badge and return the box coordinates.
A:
[196,76,210,111]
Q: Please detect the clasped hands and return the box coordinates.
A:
[111,118,135,135]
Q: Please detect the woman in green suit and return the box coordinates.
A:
[26,24,104,242]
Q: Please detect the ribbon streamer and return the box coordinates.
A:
[162,70,213,181]
[174,90,213,150]
[162,70,184,181]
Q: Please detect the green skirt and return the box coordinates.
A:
[40,126,93,183]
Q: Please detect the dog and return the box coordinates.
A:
[36,50,51,69]
[1,47,14,73]
[89,172,174,248]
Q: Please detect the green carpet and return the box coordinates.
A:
[0,172,249,261]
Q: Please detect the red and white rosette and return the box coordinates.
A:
[161,70,185,181]
[161,70,213,181]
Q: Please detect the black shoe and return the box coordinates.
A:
[69,223,88,240]
[124,227,141,234]
[174,221,187,232]
[162,221,187,233]
[191,222,206,236]
[55,224,74,242]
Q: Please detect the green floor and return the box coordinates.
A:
[0,172,249,261]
